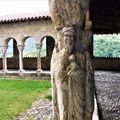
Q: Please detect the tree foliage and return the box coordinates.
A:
[93,34,120,58]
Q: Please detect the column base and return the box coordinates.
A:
[36,69,43,76]
[2,69,8,75]
[19,69,25,76]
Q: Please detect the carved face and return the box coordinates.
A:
[63,31,75,54]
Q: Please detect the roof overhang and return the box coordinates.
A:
[90,0,120,33]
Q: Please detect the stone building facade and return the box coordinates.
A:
[0,12,56,75]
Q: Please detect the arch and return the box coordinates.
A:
[22,36,32,45]
[40,36,55,70]
[23,36,37,70]
[40,35,56,44]
[6,38,18,57]
[41,37,47,57]
[6,38,19,70]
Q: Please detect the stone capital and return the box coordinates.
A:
[35,44,42,50]
[17,45,24,51]
[1,46,8,52]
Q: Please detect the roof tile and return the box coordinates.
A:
[0,11,50,23]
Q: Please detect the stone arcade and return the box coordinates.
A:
[0,12,56,76]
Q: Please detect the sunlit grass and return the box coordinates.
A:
[0,79,51,120]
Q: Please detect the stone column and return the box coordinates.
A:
[35,44,42,75]
[49,0,94,120]
[17,45,24,75]
[2,46,8,74]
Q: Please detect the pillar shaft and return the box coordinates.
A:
[17,45,24,74]
[36,44,42,73]
[2,46,8,73]
[37,49,41,71]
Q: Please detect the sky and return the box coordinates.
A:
[0,0,48,16]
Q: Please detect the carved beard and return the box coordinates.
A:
[64,39,74,54]
[63,33,75,54]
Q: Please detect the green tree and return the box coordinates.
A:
[93,34,120,57]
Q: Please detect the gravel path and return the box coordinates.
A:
[16,71,120,120]
[16,99,53,120]
[95,71,120,120]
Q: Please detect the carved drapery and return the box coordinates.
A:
[49,0,94,120]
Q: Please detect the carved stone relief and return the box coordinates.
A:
[49,0,94,120]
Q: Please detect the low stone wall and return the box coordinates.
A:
[94,57,120,71]
[0,57,51,70]
[23,57,37,70]
[0,57,120,71]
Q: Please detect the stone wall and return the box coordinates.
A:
[0,57,51,70]
[94,57,120,71]
[0,57,120,71]
[0,19,56,46]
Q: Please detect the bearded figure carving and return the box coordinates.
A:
[49,0,94,120]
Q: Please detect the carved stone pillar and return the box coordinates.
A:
[2,46,8,74]
[49,0,94,120]
[17,45,24,75]
[36,44,42,75]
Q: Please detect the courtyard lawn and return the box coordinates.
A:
[0,78,51,120]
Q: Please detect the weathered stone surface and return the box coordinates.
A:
[49,0,90,29]
[51,27,94,120]
[49,0,94,120]
[0,19,55,47]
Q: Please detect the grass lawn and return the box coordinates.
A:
[0,78,51,120]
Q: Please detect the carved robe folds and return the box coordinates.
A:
[51,27,94,120]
